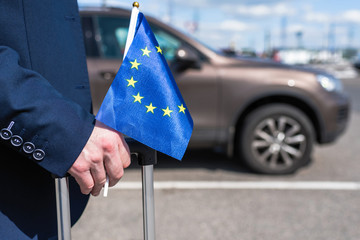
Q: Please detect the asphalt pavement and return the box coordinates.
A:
[72,69,360,240]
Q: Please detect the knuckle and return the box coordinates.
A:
[101,137,117,153]
[72,161,89,174]
[85,183,94,191]
[81,184,93,195]
[83,186,93,194]
[91,151,103,164]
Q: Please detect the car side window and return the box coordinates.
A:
[148,25,181,62]
[94,16,182,62]
[96,16,129,59]
[81,16,100,57]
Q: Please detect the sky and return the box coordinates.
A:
[78,0,360,53]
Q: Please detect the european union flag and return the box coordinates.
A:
[96,13,193,160]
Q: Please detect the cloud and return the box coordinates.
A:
[170,0,290,9]
[287,24,305,33]
[219,20,249,31]
[340,10,360,23]
[198,19,254,34]
[195,29,248,50]
[304,12,330,23]
[222,3,296,17]
[171,0,209,8]
[193,19,253,49]
[304,9,360,24]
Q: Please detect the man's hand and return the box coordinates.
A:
[68,121,131,196]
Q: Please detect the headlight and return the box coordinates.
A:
[316,74,343,92]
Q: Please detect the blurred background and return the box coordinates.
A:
[79,0,360,68]
[73,0,360,239]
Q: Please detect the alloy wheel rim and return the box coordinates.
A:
[250,116,307,170]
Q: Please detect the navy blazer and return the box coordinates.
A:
[0,0,95,239]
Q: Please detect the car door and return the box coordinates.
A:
[146,25,219,147]
[82,14,219,147]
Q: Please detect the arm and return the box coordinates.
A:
[0,46,93,176]
[0,46,130,195]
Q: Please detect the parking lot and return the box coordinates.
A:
[73,71,360,240]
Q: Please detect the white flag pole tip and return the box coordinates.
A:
[103,175,109,197]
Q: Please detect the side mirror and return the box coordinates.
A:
[172,45,201,72]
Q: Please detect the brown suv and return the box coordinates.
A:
[80,7,349,174]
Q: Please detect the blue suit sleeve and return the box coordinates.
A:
[0,46,95,177]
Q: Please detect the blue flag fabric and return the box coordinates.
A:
[96,13,193,160]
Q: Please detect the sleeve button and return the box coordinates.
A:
[1,128,12,140]
[33,149,45,161]
[11,135,23,147]
[23,142,35,154]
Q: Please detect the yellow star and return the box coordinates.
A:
[155,46,162,54]
[178,104,186,114]
[162,106,173,117]
[130,59,141,70]
[141,46,151,57]
[145,103,157,113]
[133,92,144,103]
[126,76,137,88]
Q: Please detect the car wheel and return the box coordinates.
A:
[238,104,314,174]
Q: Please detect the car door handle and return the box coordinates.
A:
[100,71,117,81]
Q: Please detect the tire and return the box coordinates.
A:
[238,103,314,174]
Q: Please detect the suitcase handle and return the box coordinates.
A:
[55,138,157,240]
[127,138,157,166]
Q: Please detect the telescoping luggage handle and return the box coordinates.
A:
[55,139,157,240]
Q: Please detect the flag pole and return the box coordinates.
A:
[124,2,140,60]
[124,3,157,240]
[103,2,140,198]
[102,1,139,198]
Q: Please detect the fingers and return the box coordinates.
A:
[104,134,131,187]
[90,162,107,196]
[119,134,131,168]
[68,163,95,195]
[69,121,131,196]
[69,154,109,196]
[70,160,108,196]
[103,145,122,188]
[74,172,94,195]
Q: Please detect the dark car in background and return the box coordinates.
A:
[80,7,349,174]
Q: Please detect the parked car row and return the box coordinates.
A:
[80,7,349,174]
